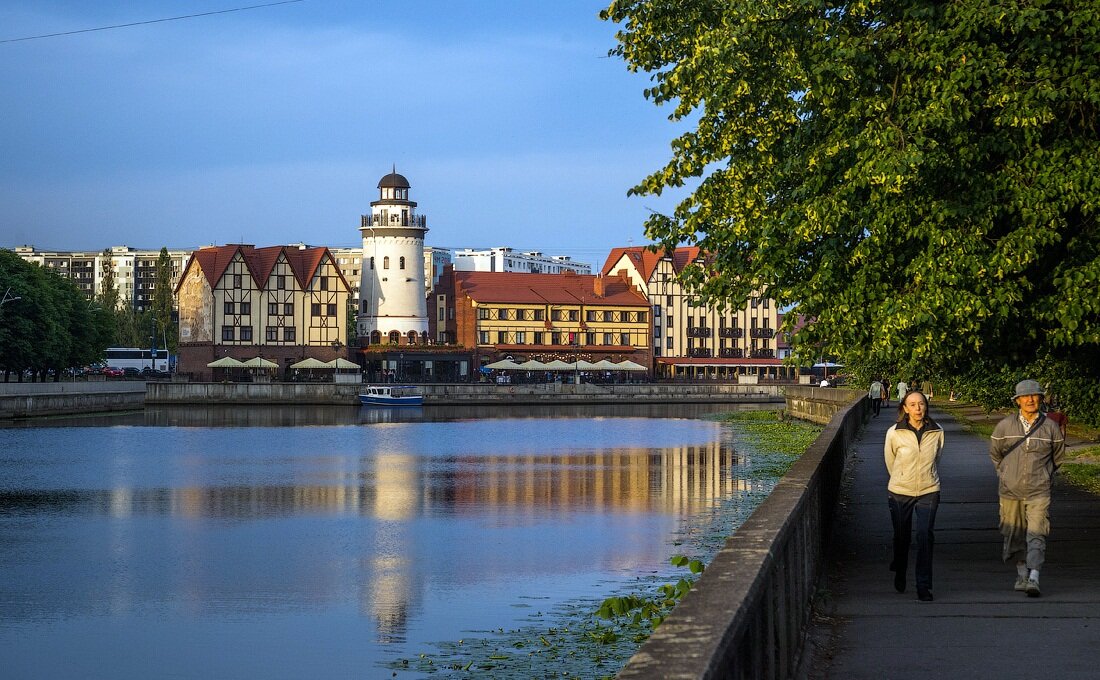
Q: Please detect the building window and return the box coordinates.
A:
[277,275,286,290]
[638,311,648,324]
[399,256,406,270]
[497,331,507,343]
[666,336,673,349]
[586,310,597,322]
[266,326,278,341]
[369,257,375,270]
[268,302,278,315]
[666,315,673,327]
[222,326,235,341]
[327,303,336,316]
[283,302,294,316]
[551,332,561,345]
[224,301,235,314]
[533,332,543,344]
[533,309,544,321]
[568,310,578,322]
[585,332,596,345]
[438,307,445,321]
[478,331,490,344]
[383,257,390,270]
[233,274,242,289]
[240,302,251,315]
[654,326,661,338]
[603,333,613,345]
[311,303,321,316]
[478,308,491,320]
[240,327,253,341]
[653,304,662,317]
[621,333,630,346]
[283,327,295,342]
[604,311,613,322]
[515,332,526,344]
[666,295,673,306]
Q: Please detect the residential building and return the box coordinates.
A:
[175,244,351,380]
[13,245,189,312]
[430,268,652,375]
[602,246,794,380]
[451,247,592,275]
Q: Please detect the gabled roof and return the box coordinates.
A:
[454,271,648,306]
[175,244,350,294]
[600,246,707,282]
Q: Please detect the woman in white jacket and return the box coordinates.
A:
[884,390,945,602]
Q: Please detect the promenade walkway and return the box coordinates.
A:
[803,403,1100,678]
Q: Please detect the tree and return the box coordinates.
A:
[602,0,1100,420]
[152,247,177,353]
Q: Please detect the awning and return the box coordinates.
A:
[543,359,575,370]
[516,359,549,370]
[615,360,648,371]
[484,359,523,370]
[326,358,360,370]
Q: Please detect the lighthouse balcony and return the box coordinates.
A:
[362,213,427,228]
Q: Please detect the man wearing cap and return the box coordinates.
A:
[990,379,1066,597]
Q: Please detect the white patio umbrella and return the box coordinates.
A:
[516,359,549,370]
[615,360,647,371]
[289,357,331,370]
[592,359,619,370]
[484,359,523,370]
[207,357,245,368]
[575,360,599,370]
[242,357,279,369]
[543,359,575,370]
[326,358,360,370]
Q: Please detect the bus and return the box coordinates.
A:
[104,347,170,372]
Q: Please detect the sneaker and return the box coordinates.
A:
[917,588,934,602]
[1026,579,1041,598]
[1014,576,1028,592]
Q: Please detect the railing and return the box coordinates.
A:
[360,214,427,228]
[687,327,711,338]
[719,327,744,338]
[750,327,775,338]
[688,347,712,358]
[719,348,744,358]
[750,349,776,358]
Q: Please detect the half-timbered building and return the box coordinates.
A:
[175,244,351,380]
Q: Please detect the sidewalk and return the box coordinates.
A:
[803,403,1100,678]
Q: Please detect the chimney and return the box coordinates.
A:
[593,274,605,298]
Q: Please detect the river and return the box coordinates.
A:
[0,403,780,679]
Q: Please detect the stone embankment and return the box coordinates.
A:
[617,386,867,680]
[0,382,146,419]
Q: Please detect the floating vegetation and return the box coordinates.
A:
[386,409,821,679]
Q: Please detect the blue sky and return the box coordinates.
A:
[0,1,691,269]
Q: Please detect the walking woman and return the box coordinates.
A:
[884,390,945,601]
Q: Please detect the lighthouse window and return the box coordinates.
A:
[383,257,390,270]
[399,257,406,270]
[369,257,374,270]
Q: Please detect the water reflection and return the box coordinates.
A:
[0,413,776,679]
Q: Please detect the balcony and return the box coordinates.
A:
[688,347,712,358]
[719,348,744,358]
[719,327,743,338]
[687,326,711,338]
[749,349,776,358]
[361,213,427,229]
[750,327,775,339]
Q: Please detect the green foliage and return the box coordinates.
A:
[602,1,1100,409]
[1060,461,1100,496]
[152,247,178,353]
[0,249,112,380]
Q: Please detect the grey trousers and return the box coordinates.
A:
[999,495,1051,571]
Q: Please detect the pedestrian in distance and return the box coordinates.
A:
[990,379,1066,598]
[884,390,944,602]
[921,378,934,402]
[868,378,885,417]
[896,379,908,402]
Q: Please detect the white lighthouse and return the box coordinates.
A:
[357,170,429,344]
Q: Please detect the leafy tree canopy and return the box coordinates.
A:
[602,0,1100,385]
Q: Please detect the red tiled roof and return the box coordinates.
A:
[176,244,348,293]
[454,271,648,306]
[600,246,708,281]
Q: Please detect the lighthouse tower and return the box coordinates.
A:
[357,170,429,344]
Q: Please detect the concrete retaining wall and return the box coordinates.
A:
[0,382,147,419]
[616,387,866,679]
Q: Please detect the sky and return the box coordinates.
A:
[0,0,694,271]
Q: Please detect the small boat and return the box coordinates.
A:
[358,385,424,407]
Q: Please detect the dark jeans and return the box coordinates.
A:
[871,396,882,417]
[888,491,940,590]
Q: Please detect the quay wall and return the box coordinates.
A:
[617,386,866,679]
[145,382,785,406]
[0,382,146,419]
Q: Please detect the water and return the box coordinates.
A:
[0,403,777,679]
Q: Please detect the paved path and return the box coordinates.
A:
[804,405,1100,678]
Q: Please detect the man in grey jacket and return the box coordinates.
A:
[990,379,1066,597]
